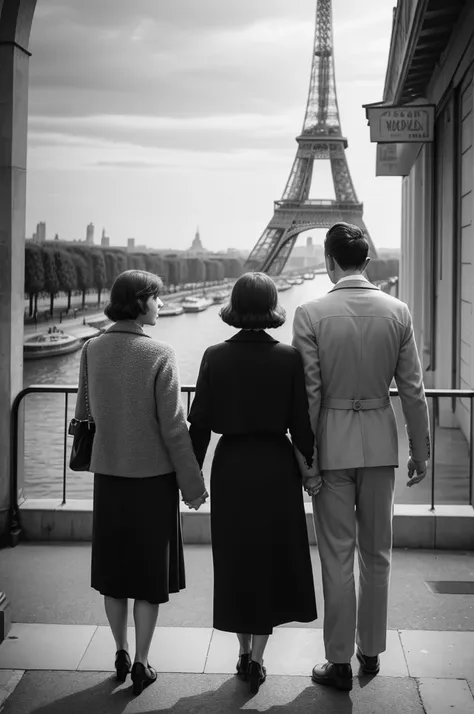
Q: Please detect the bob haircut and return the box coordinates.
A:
[104,270,163,322]
[325,222,369,270]
[220,272,286,330]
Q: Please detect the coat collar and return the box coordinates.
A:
[226,330,278,344]
[330,279,380,293]
[105,321,152,338]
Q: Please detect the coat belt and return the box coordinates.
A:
[321,396,390,412]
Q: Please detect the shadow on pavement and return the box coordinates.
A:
[5,673,355,714]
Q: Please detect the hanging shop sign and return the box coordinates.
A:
[367,105,435,143]
[375,142,421,176]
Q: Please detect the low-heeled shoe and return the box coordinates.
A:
[248,660,266,694]
[131,662,157,696]
[356,647,380,675]
[236,653,251,679]
[312,661,353,691]
[115,650,131,682]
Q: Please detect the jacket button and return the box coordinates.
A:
[352,400,362,411]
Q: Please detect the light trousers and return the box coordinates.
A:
[313,466,395,663]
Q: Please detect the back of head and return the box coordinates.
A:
[220,272,286,329]
[325,222,369,270]
[104,270,162,322]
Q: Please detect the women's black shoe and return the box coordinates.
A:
[131,662,157,695]
[115,650,131,682]
[248,660,266,694]
[236,653,251,679]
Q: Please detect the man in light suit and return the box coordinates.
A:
[292,222,430,692]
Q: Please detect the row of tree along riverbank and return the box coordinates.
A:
[25,241,245,317]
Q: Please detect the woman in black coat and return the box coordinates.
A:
[188,272,318,694]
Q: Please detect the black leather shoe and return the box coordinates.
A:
[236,653,251,679]
[312,661,353,691]
[115,649,131,682]
[356,647,380,675]
[248,660,267,694]
[131,662,157,695]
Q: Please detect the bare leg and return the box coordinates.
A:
[237,633,252,655]
[104,596,128,652]
[133,600,159,665]
[251,634,270,664]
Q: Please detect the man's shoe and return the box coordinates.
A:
[356,647,380,675]
[311,661,353,691]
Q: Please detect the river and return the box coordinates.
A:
[23,273,333,499]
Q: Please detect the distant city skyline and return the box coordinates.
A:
[26,0,400,253]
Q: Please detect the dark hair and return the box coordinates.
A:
[220,272,286,329]
[104,270,163,322]
[325,222,369,270]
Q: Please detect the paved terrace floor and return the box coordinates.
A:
[0,544,473,713]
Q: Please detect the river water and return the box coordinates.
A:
[23,274,333,499]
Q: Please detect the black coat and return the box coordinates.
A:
[188,329,317,635]
[188,329,314,467]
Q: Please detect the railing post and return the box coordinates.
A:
[470,396,473,507]
[430,396,437,512]
[62,393,69,505]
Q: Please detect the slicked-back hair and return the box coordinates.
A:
[325,222,369,270]
[104,270,163,322]
[220,272,286,330]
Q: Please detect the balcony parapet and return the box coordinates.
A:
[17,498,474,550]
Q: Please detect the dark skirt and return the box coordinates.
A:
[91,472,185,604]
[211,434,317,635]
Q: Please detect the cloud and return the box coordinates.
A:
[93,160,169,169]
[26,0,401,250]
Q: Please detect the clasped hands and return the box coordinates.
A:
[184,490,209,510]
[303,460,322,498]
[304,474,322,498]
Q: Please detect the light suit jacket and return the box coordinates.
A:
[292,277,430,471]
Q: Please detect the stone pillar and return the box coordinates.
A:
[0,0,36,542]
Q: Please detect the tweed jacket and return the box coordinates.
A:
[75,321,205,502]
[292,277,430,471]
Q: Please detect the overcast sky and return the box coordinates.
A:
[26,0,400,252]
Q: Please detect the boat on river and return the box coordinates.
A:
[159,303,184,317]
[24,328,82,360]
[210,291,229,304]
[181,296,213,313]
[274,279,292,292]
[287,277,304,286]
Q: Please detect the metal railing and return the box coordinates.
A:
[9,385,474,545]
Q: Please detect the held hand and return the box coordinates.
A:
[407,457,428,487]
[185,490,209,510]
[304,475,322,498]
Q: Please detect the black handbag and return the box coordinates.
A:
[69,340,95,471]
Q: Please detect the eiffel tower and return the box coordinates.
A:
[245,0,377,275]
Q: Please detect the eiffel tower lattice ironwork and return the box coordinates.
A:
[245,0,377,275]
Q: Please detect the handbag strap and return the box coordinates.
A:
[82,340,94,423]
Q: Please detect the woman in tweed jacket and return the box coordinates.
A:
[75,270,207,695]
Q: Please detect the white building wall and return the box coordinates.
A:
[457,66,474,435]
[399,148,429,376]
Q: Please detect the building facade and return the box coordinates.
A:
[366,0,474,445]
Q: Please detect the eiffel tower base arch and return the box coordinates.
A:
[246,206,376,275]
